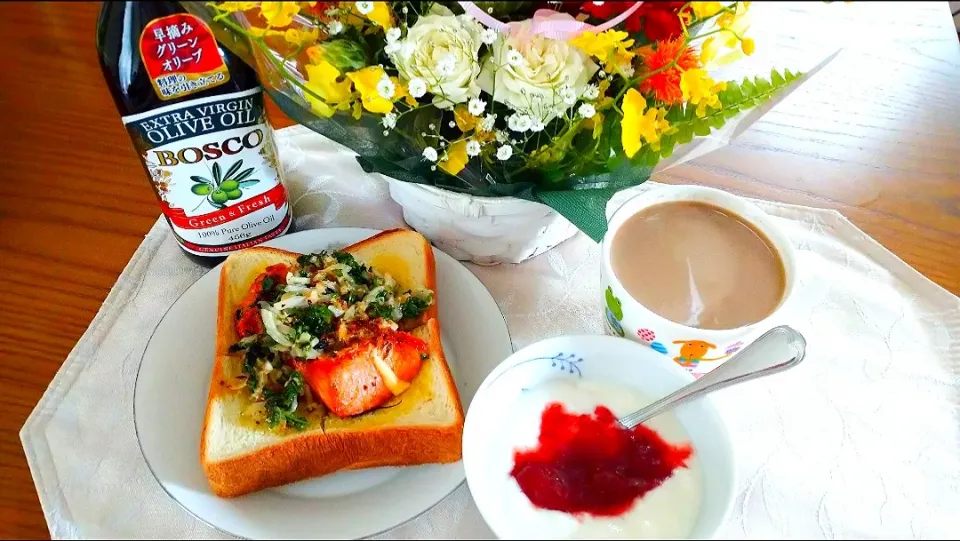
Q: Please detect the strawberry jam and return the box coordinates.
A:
[510,403,693,517]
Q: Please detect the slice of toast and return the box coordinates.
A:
[200,229,464,498]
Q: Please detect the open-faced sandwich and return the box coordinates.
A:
[200,229,464,498]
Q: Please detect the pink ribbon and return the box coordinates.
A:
[458,1,644,41]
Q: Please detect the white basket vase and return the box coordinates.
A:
[385,177,580,265]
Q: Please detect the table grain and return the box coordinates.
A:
[0,1,957,538]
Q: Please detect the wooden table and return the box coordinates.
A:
[0,1,957,538]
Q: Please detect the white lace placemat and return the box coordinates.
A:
[21,126,960,539]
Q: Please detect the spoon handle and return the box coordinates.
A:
[619,325,807,429]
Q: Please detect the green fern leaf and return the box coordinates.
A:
[754,76,772,94]
[659,133,677,158]
[693,120,712,137]
[665,105,685,123]
[676,123,695,144]
[771,68,785,86]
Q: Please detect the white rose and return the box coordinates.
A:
[478,13,597,123]
[389,5,483,109]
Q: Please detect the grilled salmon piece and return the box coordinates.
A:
[299,331,427,417]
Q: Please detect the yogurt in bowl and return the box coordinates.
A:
[463,335,735,540]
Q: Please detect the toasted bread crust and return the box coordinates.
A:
[201,231,462,498]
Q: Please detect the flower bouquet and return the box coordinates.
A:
[185,1,814,261]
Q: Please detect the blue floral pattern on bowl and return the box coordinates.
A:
[485,352,586,391]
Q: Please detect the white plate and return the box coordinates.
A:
[134,228,513,540]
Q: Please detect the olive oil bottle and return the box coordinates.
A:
[97,1,293,264]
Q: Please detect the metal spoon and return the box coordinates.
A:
[619,325,807,430]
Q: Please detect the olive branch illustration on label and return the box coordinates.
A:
[190,159,260,210]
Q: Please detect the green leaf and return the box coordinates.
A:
[722,106,741,119]
[693,120,712,137]
[754,76,772,94]
[664,105,685,123]
[190,175,209,184]
[223,159,244,180]
[741,78,757,98]
[771,68,785,86]
[659,133,676,158]
[722,81,741,101]
[676,123,695,145]
[232,167,256,182]
[644,148,660,167]
[212,162,222,184]
[708,114,726,129]
[237,179,260,188]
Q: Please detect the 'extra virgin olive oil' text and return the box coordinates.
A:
[97,2,292,261]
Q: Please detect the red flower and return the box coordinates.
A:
[580,1,687,42]
[300,1,338,20]
[636,37,698,105]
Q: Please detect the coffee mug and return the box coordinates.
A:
[600,185,797,378]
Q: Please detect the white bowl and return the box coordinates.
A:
[463,335,736,539]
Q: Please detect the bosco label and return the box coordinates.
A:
[122,87,291,256]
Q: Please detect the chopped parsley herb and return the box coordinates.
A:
[401,295,431,320]
[261,276,275,291]
[296,252,328,277]
[366,301,395,320]
[291,304,334,337]
[242,342,270,392]
[264,371,307,430]
[333,251,373,286]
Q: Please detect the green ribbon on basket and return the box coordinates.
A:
[534,187,625,243]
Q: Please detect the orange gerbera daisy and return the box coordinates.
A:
[636,37,699,105]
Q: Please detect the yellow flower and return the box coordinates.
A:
[699,36,718,65]
[394,81,417,107]
[304,59,353,117]
[346,66,393,114]
[260,2,301,27]
[453,105,479,132]
[349,1,394,29]
[700,2,752,69]
[569,30,635,71]
[691,2,723,19]
[717,2,750,38]
[621,89,670,158]
[680,69,726,117]
[439,140,469,175]
[283,27,320,46]
[216,2,259,13]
